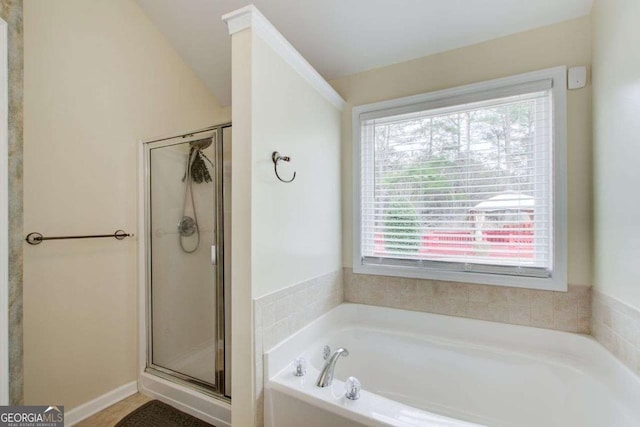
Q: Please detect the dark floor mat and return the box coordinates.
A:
[115,400,214,427]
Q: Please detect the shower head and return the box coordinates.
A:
[189,137,212,150]
[183,135,215,185]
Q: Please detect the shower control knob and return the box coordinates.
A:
[178,216,197,237]
[345,376,361,400]
[294,357,307,377]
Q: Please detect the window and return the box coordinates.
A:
[353,68,567,291]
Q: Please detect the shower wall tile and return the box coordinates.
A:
[592,291,640,377]
[344,268,591,334]
[253,269,343,427]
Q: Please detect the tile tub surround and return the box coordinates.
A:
[592,291,640,377]
[344,268,591,334]
[253,269,343,427]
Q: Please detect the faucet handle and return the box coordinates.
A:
[294,356,307,377]
[323,345,331,360]
[345,376,361,400]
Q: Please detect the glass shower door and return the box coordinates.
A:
[146,128,224,393]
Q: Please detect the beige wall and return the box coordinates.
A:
[251,35,342,299]
[23,0,227,409]
[229,19,343,425]
[331,16,593,287]
[591,0,640,310]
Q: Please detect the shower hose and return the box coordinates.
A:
[180,149,201,253]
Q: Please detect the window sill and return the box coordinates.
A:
[353,262,567,292]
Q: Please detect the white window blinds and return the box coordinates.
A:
[359,81,554,278]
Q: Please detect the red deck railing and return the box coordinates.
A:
[374,225,534,259]
[419,232,474,256]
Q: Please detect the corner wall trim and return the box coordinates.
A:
[221,4,346,111]
[0,17,9,407]
[64,381,138,426]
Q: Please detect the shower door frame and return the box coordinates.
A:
[139,123,231,403]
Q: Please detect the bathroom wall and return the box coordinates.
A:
[0,0,23,405]
[330,17,593,330]
[23,0,228,410]
[591,0,640,310]
[227,8,343,425]
[331,16,592,287]
[591,0,640,375]
[250,34,342,300]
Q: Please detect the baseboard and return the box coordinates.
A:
[65,381,138,426]
[139,372,231,427]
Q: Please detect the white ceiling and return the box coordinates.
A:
[136,0,593,106]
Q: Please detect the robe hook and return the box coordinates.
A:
[272,151,296,183]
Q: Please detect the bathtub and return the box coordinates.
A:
[264,303,640,427]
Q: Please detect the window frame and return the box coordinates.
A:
[352,67,567,291]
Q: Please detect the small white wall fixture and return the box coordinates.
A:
[0,16,10,406]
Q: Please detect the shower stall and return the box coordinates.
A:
[138,123,232,425]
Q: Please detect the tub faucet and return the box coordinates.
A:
[316,347,349,388]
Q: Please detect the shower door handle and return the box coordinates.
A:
[211,245,217,265]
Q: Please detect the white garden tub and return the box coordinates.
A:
[264,304,640,427]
